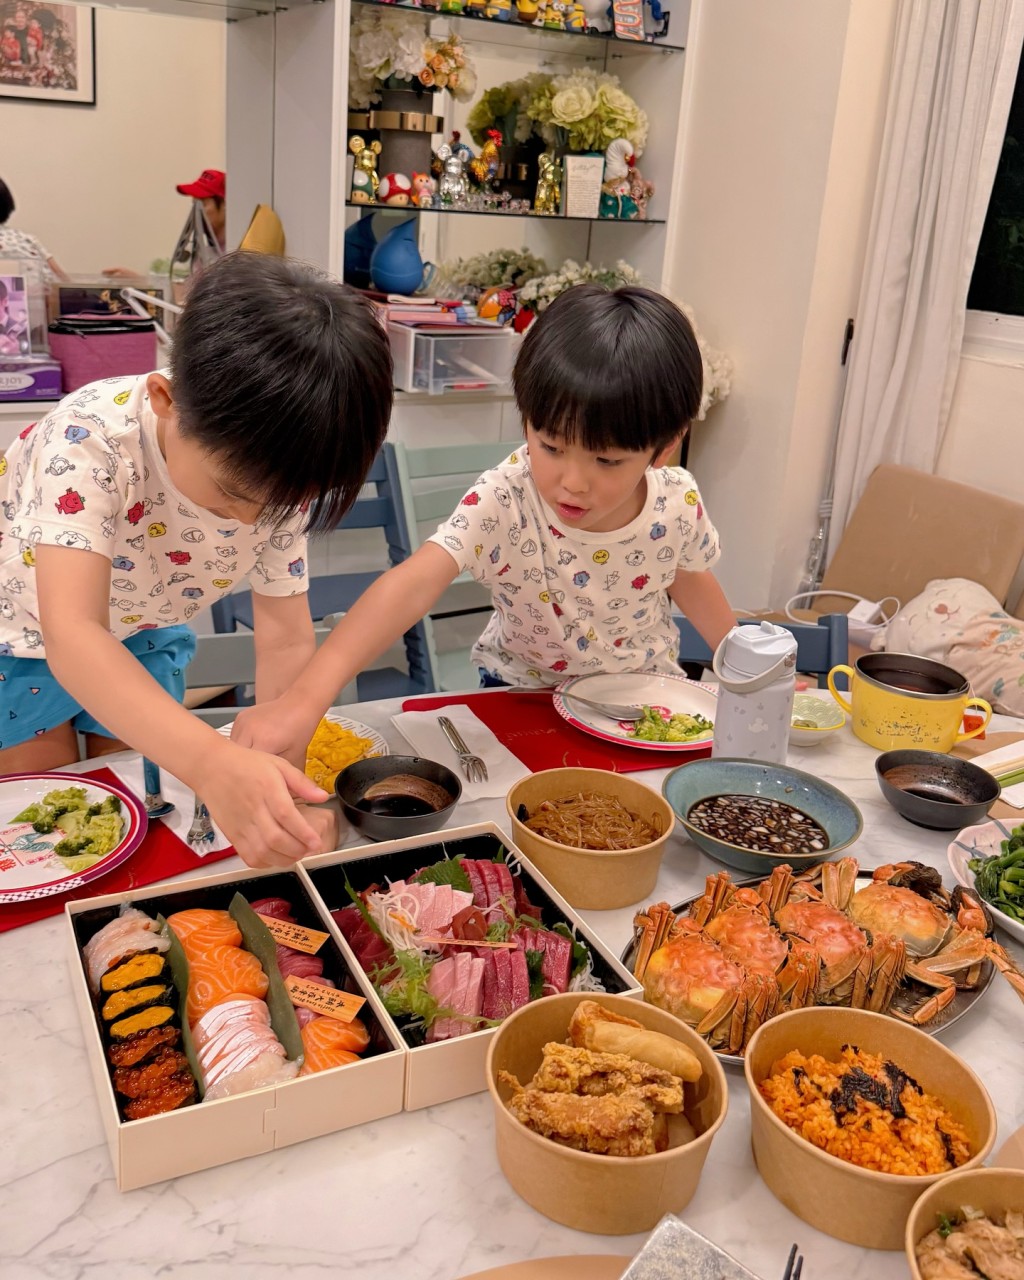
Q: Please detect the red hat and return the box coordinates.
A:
[176,168,225,200]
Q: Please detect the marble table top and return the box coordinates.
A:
[3,693,1022,1280]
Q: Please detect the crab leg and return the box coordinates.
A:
[865,936,906,1013]
[821,857,859,913]
[632,902,676,980]
[689,872,736,927]
[987,939,1024,1005]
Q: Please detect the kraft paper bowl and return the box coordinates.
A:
[905,1167,1024,1279]
[506,769,675,911]
[745,1007,996,1251]
[487,992,728,1236]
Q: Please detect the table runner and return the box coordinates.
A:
[401,690,712,774]
[0,767,236,933]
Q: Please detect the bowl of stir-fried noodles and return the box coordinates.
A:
[507,768,675,910]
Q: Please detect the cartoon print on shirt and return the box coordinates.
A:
[593,549,610,565]
[167,572,194,585]
[494,489,511,509]
[126,535,144,551]
[557,549,576,566]
[166,550,190,566]
[147,523,167,538]
[203,558,233,575]
[520,538,538,557]
[101,516,116,540]
[650,522,667,541]
[22,627,42,648]
[443,535,463,553]
[269,530,294,551]
[44,456,74,477]
[287,558,305,577]
[572,570,590,588]
[0,598,12,619]
[654,495,667,512]
[112,578,136,592]
[180,528,205,543]
[54,531,91,550]
[480,517,499,535]
[63,426,91,445]
[91,467,116,494]
[626,549,645,567]
[449,515,469,532]
[54,487,85,516]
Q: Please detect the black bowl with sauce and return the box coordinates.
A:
[875,749,999,831]
[335,755,462,842]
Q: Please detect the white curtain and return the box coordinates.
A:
[828,0,1024,553]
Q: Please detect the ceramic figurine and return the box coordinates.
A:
[515,0,541,22]
[628,163,654,218]
[534,152,563,215]
[378,172,413,207]
[439,0,464,12]
[465,0,487,14]
[436,143,470,206]
[484,0,513,19]
[478,286,517,326]
[469,129,502,188]
[539,0,566,28]
[598,137,648,219]
[349,135,382,204]
[411,171,437,208]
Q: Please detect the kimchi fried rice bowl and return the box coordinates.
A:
[758,1046,970,1176]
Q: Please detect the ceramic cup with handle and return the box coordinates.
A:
[827,652,992,753]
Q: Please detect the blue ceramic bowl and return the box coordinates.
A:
[662,757,863,873]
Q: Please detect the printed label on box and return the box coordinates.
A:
[285,976,366,1023]
[257,914,329,955]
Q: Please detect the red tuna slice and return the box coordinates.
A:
[478,861,503,908]
[463,860,489,909]
[250,898,296,922]
[479,950,500,1020]
[513,874,543,921]
[276,948,325,981]
[492,861,515,910]
[540,931,573,993]
[330,905,364,943]
[509,948,530,1011]
[451,955,486,1038]
[493,947,514,1017]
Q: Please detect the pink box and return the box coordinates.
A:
[48,316,157,393]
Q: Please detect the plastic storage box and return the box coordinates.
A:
[388,322,515,395]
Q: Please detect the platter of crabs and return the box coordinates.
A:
[620,857,1024,1067]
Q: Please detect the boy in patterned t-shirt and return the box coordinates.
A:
[0,252,393,867]
[230,284,735,760]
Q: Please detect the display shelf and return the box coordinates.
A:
[92,0,283,21]
[351,0,686,54]
[345,201,664,224]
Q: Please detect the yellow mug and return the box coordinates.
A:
[827,652,992,753]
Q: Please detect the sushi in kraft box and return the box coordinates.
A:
[66,863,406,1192]
[300,821,644,1112]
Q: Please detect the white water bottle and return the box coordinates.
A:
[711,622,798,765]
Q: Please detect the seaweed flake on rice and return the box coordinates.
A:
[758,1045,970,1176]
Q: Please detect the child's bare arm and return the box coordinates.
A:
[35,544,329,866]
[668,568,735,654]
[252,592,317,703]
[231,542,461,758]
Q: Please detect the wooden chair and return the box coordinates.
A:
[383,439,517,691]
[674,614,849,689]
[209,453,432,700]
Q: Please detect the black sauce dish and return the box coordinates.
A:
[335,755,462,842]
[875,749,999,830]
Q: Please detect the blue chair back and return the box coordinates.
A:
[675,614,849,689]
[210,453,433,699]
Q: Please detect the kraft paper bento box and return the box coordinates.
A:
[300,821,644,1112]
[66,863,406,1192]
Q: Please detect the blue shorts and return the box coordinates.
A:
[479,668,510,688]
[0,625,197,751]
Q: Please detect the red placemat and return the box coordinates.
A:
[401,690,712,773]
[0,767,236,934]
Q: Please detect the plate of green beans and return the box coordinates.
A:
[948,818,1024,946]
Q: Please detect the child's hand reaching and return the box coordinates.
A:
[229,696,322,768]
[198,741,330,867]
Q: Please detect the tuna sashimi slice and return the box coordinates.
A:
[509,948,530,1012]
[493,947,513,1016]
[478,861,502,908]
[541,932,573,993]
[457,957,486,1037]
[480,950,499,1020]
[463,859,488,909]
[426,956,459,1043]
[492,861,515,911]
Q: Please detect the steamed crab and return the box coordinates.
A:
[632,856,1023,1053]
[633,862,906,1054]
[847,861,1024,1023]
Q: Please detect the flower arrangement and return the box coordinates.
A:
[517,260,732,419]
[468,69,648,156]
[439,247,549,293]
[348,9,476,110]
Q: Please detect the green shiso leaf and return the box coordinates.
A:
[411,857,472,893]
[230,893,304,1068]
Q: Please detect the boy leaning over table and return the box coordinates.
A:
[0,252,394,867]
[231,283,736,762]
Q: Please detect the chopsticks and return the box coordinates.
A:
[781,1244,804,1280]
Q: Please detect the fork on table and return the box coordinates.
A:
[437,716,489,783]
[781,1243,804,1280]
[186,798,216,850]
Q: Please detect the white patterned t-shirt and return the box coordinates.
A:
[0,374,309,659]
[0,227,57,282]
[427,449,720,687]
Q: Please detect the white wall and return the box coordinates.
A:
[2,7,225,276]
[938,350,1024,502]
[670,0,897,609]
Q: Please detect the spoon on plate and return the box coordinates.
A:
[561,693,645,722]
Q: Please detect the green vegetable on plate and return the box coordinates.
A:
[969,821,1024,922]
[629,705,714,744]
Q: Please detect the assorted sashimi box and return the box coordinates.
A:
[302,821,643,1111]
[66,863,406,1191]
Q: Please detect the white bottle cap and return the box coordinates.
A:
[713,622,798,691]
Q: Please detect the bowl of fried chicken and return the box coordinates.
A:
[486,992,728,1235]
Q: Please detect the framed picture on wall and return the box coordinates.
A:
[0,3,96,106]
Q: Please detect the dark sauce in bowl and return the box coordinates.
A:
[687,794,829,855]
[356,795,445,818]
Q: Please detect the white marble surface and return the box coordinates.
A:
[3,694,1023,1280]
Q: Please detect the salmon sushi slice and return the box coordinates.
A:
[167,908,243,953]
[186,945,269,1025]
[299,1014,370,1074]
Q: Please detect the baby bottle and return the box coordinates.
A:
[711,622,798,765]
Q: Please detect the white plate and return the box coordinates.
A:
[553,672,717,753]
[0,772,147,903]
[217,709,390,761]
[947,818,1024,946]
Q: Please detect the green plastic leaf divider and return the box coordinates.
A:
[229,893,305,1069]
[158,915,205,1100]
